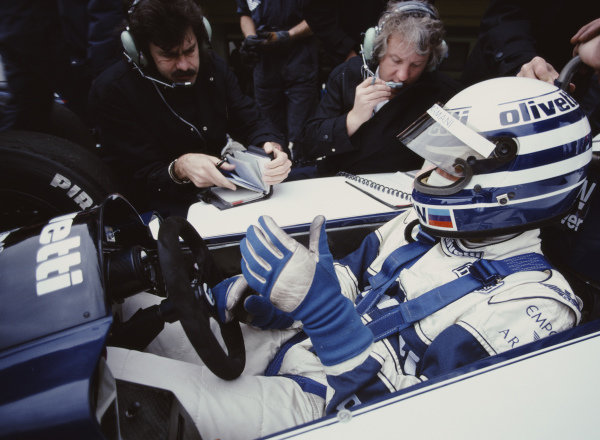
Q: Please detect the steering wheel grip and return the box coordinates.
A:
[157,216,245,380]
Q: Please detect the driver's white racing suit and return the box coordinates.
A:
[107,210,582,440]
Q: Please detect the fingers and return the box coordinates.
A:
[571,18,600,44]
[177,153,237,190]
[347,79,392,135]
[247,223,283,261]
[263,149,291,184]
[206,163,237,190]
[355,80,392,108]
[240,237,268,285]
[576,34,600,71]
[263,141,283,154]
[307,215,326,254]
[258,215,298,252]
[358,76,385,88]
[357,77,391,95]
[517,56,559,84]
[240,217,296,294]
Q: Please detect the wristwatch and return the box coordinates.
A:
[168,159,190,184]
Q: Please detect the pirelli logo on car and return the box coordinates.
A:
[36,212,83,296]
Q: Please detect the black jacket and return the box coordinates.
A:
[89,53,284,215]
[300,56,462,176]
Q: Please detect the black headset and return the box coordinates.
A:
[361,1,442,66]
[120,0,212,88]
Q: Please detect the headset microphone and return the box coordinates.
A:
[360,45,404,89]
[386,81,404,89]
[128,61,193,88]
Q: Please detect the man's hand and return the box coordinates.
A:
[262,142,291,185]
[517,56,575,92]
[174,153,236,190]
[346,77,392,136]
[575,33,600,73]
[571,18,600,45]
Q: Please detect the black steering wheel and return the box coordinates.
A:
[157,216,245,380]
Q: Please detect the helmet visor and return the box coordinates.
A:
[398,104,497,177]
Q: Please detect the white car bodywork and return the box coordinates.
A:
[186,173,600,440]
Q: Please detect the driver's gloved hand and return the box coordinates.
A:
[240,215,373,366]
[212,275,294,330]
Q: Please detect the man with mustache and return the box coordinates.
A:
[89,0,291,217]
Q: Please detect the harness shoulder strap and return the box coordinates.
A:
[367,252,552,341]
[356,231,436,314]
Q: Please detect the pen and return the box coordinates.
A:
[216,158,226,168]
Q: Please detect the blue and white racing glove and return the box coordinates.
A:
[240,215,373,366]
[212,275,294,330]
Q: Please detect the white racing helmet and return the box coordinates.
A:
[399,76,592,237]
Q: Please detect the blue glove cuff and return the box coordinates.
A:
[298,290,373,366]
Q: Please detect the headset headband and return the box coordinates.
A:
[362,1,441,67]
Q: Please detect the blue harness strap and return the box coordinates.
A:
[366,252,553,341]
[356,231,436,314]
[264,332,328,399]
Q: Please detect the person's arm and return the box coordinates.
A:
[300,60,391,159]
[89,78,173,193]
[89,73,235,194]
[419,281,579,380]
[261,19,313,45]
[299,62,360,160]
[240,215,374,413]
[239,14,257,38]
[346,77,391,136]
[516,17,600,89]
[288,19,312,39]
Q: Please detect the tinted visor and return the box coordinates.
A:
[398,104,496,177]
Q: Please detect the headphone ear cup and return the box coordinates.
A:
[427,39,449,71]
[362,27,377,64]
[121,29,147,68]
[202,16,212,42]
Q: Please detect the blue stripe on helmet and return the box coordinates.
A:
[510,136,591,170]
[447,188,582,232]
[413,165,588,207]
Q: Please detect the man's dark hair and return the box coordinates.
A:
[129,0,211,69]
